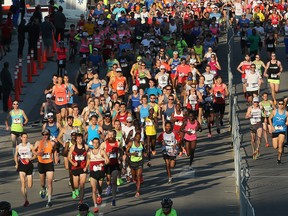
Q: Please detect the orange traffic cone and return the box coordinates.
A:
[42,50,47,63]
[8,95,13,110]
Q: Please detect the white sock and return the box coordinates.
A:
[94,203,98,207]
[48,195,51,202]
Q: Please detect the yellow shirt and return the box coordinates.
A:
[145,117,156,135]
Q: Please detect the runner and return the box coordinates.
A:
[85,115,104,149]
[77,203,95,216]
[126,132,145,197]
[260,92,275,148]
[68,133,89,204]
[85,138,109,213]
[236,54,251,98]
[100,130,120,206]
[180,112,201,170]
[245,63,262,104]
[264,53,283,105]
[155,198,178,216]
[158,121,181,184]
[5,100,28,155]
[269,100,288,164]
[14,133,37,207]
[34,129,56,208]
[245,97,263,159]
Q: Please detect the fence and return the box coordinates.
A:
[226,10,255,216]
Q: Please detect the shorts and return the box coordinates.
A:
[90,170,105,181]
[213,103,225,115]
[246,90,258,97]
[105,164,120,175]
[56,104,66,112]
[43,38,53,47]
[250,123,262,133]
[130,160,144,170]
[272,132,286,138]
[66,103,73,108]
[11,131,22,137]
[146,134,156,140]
[72,168,86,176]
[38,162,54,174]
[204,108,214,117]
[17,161,34,175]
[163,154,176,161]
[268,79,280,84]
[261,117,270,124]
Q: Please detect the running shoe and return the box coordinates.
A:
[220,120,224,126]
[277,159,282,165]
[265,143,270,148]
[23,201,29,207]
[188,166,193,170]
[256,149,260,158]
[74,189,80,197]
[117,178,124,186]
[140,175,144,183]
[111,199,116,206]
[168,178,172,184]
[94,207,99,213]
[78,200,83,205]
[135,192,140,198]
[217,128,220,134]
[105,186,111,195]
[208,133,212,138]
[46,201,52,208]
[96,196,102,205]
[182,148,187,156]
[72,191,77,199]
[178,152,183,157]
[39,188,47,199]
[147,162,151,167]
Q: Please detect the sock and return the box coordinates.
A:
[94,203,98,207]
[48,195,51,202]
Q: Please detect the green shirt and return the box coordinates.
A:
[155,208,177,216]
[248,34,260,52]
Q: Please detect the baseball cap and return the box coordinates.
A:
[253,97,259,103]
[105,111,111,117]
[132,85,138,91]
[116,68,122,72]
[47,112,54,118]
[160,65,166,70]
[82,32,88,37]
[46,94,52,99]
[42,129,50,135]
[93,48,98,51]
[137,56,142,61]
[126,116,133,122]
[173,51,178,55]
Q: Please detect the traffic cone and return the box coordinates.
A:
[52,33,57,53]
[42,49,47,63]
[8,95,13,110]
[32,62,39,76]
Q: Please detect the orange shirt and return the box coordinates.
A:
[37,140,53,164]
[112,76,126,96]
[54,84,67,105]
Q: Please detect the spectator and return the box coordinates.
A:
[0,62,13,112]
[17,18,27,58]
[41,16,55,61]
[54,6,66,41]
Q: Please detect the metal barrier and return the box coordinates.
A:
[226,10,255,216]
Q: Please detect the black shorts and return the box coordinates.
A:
[213,103,225,115]
[90,170,105,181]
[261,117,270,125]
[17,161,34,175]
[38,162,54,174]
[272,132,286,138]
[72,168,86,176]
[250,123,262,133]
[246,90,258,97]
[163,154,176,161]
[66,103,73,108]
[105,164,120,175]
[130,160,144,170]
[204,108,214,117]
[11,131,22,137]
[56,104,66,112]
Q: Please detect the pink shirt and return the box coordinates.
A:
[184,119,198,141]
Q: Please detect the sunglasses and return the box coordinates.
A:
[279,103,284,105]
[127,121,132,123]
[13,103,19,105]
[168,98,174,100]
[166,88,172,90]
[42,134,49,136]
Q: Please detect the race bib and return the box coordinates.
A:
[20,153,29,159]
[57,97,64,102]
[59,60,64,65]
[146,120,153,126]
[75,155,85,161]
[50,136,56,141]
[109,152,117,159]
[275,125,284,130]
[189,129,196,134]
[175,121,183,126]
[250,83,258,88]
[216,93,223,98]
[211,70,217,75]
[83,54,86,58]
[117,86,124,90]
[93,164,103,172]
[121,63,128,67]
[13,118,21,124]
[42,153,50,159]
[139,79,146,84]
[271,74,278,78]
[267,44,273,48]
[166,116,171,120]
[179,73,184,77]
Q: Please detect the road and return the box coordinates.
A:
[0,35,239,215]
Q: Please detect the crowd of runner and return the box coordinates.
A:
[4,0,288,215]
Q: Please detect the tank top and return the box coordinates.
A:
[63,126,73,142]
[246,70,260,91]
[71,144,87,170]
[204,95,214,111]
[131,94,141,112]
[73,116,83,133]
[102,121,113,134]
[112,76,126,96]
[272,109,287,133]
[162,132,178,156]
[87,125,100,148]
[18,143,32,165]
[173,111,184,131]
[10,110,24,132]
[213,84,225,104]
[187,93,199,111]
[184,120,198,141]
[79,39,90,53]
[67,83,74,104]
[37,140,53,164]
[261,100,272,117]
[54,84,67,106]
[90,149,105,172]
[105,140,119,165]
[197,84,207,97]
[45,123,59,139]
[250,106,262,125]
[194,45,203,60]
[158,73,169,89]
[170,58,180,75]
[90,81,101,96]
[116,112,128,125]
[130,141,143,162]
[140,105,150,123]
[165,104,174,121]
[268,61,280,80]
[145,117,157,135]
[241,61,251,79]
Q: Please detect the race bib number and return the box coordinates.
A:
[121,63,128,67]
[42,153,50,159]
[179,73,184,77]
[216,93,223,98]
[275,126,284,130]
[59,60,64,65]
[20,153,29,159]
[57,97,64,102]
[75,155,85,161]
[13,118,21,124]
[83,54,86,58]
[175,121,183,126]
[267,44,273,48]
[249,83,258,88]
[189,129,196,134]
[166,116,171,121]
[117,86,124,90]
[139,79,146,84]
[146,120,153,126]
[50,136,56,141]
[271,74,278,78]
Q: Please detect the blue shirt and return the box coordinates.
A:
[145,87,162,102]
[272,109,287,133]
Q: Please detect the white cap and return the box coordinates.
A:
[253,97,259,103]
[132,85,138,91]
[116,68,122,72]
[160,65,166,69]
[46,94,52,99]
[126,116,133,122]
[47,112,54,118]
